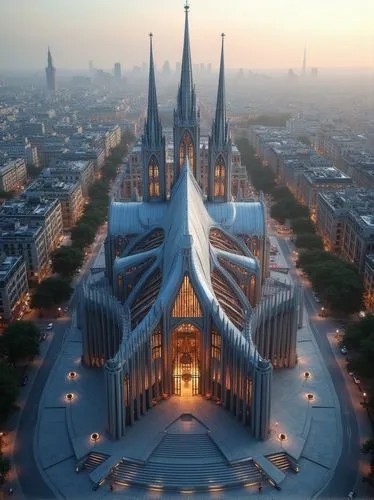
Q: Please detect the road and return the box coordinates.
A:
[277,237,363,499]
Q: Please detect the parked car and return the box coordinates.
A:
[40,332,47,341]
[340,346,348,355]
[46,322,53,330]
[353,375,360,385]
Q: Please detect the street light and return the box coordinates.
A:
[304,371,311,380]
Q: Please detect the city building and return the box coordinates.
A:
[298,166,352,219]
[316,189,374,271]
[0,221,49,281]
[41,159,95,196]
[24,178,83,230]
[0,254,28,324]
[0,158,27,192]
[0,197,63,254]
[0,138,39,166]
[77,12,302,463]
[45,47,57,92]
[364,254,374,312]
[114,62,122,81]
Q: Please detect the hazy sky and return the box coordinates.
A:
[1,0,373,71]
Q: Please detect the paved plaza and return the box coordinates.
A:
[31,237,344,499]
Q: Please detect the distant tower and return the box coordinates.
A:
[302,45,307,76]
[45,47,56,91]
[89,60,94,74]
[114,62,122,81]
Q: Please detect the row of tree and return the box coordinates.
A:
[236,137,364,315]
[0,320,41,483]
[29,132,134,311]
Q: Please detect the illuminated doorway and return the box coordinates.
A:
[172,324,201,396]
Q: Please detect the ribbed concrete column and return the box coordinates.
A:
[104,356,125,440]
[297,284,304,328]
[251,359,272,440]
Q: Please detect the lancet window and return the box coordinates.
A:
[172,274,202,317]
[179,130,195,176]
[211,327,221,360]
[148,157,160,198]
[209,228,244,256]
[214,156,226,198]
[152,325,162,360]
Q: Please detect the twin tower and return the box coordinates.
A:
[142,4,232,203]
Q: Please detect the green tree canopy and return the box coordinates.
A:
[294,233,323,251]
[271,198,309,224]
[31,277,72,310]
[71,223,96,249]
[290,217,316,235]
[271,186,293,202]
[0,321,40,365]
[0,363,19,422]
[51,246,84,278]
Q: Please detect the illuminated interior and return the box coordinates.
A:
[148,156,160,198]
[172,275,202,317]
[209,228,244,255]
[172,323,201,396]
[214,156,226,198]
[179,130,195,177]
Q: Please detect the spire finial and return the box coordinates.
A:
[184,0,190,12]
[149,32,153,39]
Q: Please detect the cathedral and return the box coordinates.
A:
[77,4,301,445]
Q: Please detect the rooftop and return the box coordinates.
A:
[25,177,80,194]
[304,166,351,183]
[0,198,59,218]
[0,255,22,283]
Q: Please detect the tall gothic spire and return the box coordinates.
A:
[177,1,194,121]
[144,33,161,147]
[212,33,227,147]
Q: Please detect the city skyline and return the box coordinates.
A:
[1,0,374,71]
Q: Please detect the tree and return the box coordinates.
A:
[271,186,293,202]
[0,190,15,200]
[51,246,84,278]
[89,181,108,200]
[0,321,40,365]
[71,223,96,249]
[0,363,19,422]
[31,277,72,310]
[290,217,316,235]
[343,314,374,350]
[271,199,309,224]
[0,452,11,485]
[294,233,323,251]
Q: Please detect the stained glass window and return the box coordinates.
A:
[172,275,202,317]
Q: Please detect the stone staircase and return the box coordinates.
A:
[82,452,110,472]
[266,452,297,473]
[108,457,263,491]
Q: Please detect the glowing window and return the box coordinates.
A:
[211,327,221,360]
[148,157,160,198]
[214,156,225,198]
[179,131,195,177]
[152,325,162,360]
[172,275,202,317]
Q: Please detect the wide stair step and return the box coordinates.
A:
[150,433,223,462]
[108,459,263,490]
[82,452,110,472]
[266,452,292,472]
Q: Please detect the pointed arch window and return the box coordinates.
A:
[172,275,202,317]
[179,131,195,176]
[214,156,226,198]
[148,157,160,198]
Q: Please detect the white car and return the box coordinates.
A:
[46,322,53,330]
[353,375,360,385]
[340,346,348,355]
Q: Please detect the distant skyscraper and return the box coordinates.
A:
[89,60,94,74]
[302,45,307,76]
[311,67,318,78]
[45,47,56,92]
[162,60,171,78]
[114,62,122,80]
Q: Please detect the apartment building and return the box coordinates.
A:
[41,159,95,196]
[0,254,28,323]
[24,178,83,230]
[0,158,27,192]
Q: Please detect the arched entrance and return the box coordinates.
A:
[172,324,201,396]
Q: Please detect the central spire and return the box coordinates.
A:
[212,33,227,147]
[177,1,194,121]
[47,46,54,69]
[144,33,161,147]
